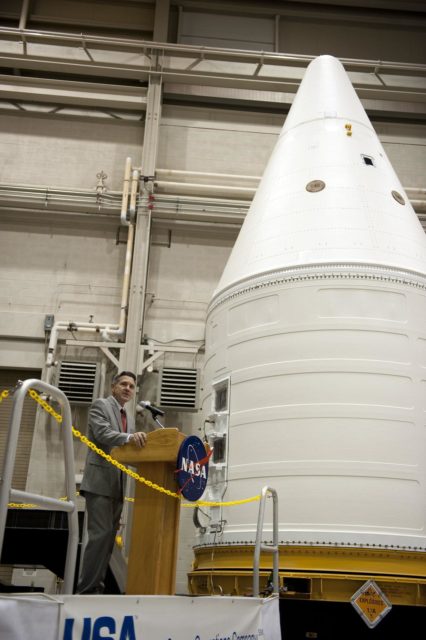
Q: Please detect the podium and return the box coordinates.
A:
[111,428,186,595]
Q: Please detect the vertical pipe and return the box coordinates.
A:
[274,15,280,53]
[177,5,183,43]
[102,219,135,339]
[128,168,140,221]
[103,161,138,340]
[119,221,135,328]
[19,0,31,30]
[99,358,107,398]
[120,157,132,226]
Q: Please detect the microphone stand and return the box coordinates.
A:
[154,415,165,429]
[138,402,165,428]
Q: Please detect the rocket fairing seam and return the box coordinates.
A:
[208,263,426,313]
[193,540,426,551]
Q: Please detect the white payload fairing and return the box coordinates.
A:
[191,55,426,597]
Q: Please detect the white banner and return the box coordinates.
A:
[0,594,59,640]
[0,594,280,640]
[60,595,281,640]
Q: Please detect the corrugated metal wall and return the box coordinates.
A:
[0,369,40,491]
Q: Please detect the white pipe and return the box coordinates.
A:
[120,157,132,226]
[99,358,107,398]
[411,200,426,212]
[102,165,138,340]
[155,180,426,208]
[155,180,256,199]
[46,321,117,367]
[406,188,426,196]
[19,0,31,31]
[155,168,261,183]
[102,220,135,340]
[45,322,120,385]
[45,160,138,373]
[128,168,140,222]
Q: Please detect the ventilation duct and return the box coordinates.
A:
[158,367,199,410]
[57,361,99,405]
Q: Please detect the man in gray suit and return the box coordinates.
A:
[76,370,147,594]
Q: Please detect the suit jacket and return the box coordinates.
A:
[80,395,135,500]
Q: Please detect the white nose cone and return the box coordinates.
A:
[202,55,426,552]
[213,54,426,303]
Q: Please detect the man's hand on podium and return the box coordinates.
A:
[128,431,148,448]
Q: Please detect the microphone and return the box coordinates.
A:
[138,400,165,418]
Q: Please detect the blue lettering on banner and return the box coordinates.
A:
[205,634,258,640]
[63,615,136,640]
[93,616,115,639]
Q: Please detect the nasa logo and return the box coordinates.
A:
[176,435,211,501]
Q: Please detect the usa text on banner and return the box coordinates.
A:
[60,595,281,640]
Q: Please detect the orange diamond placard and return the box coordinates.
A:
[351,580,392,628]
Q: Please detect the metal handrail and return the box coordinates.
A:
[0,379,79,594]
[253,486,279,597]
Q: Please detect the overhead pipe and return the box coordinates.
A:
[1,26,425,76]
[2,180,425,214]
[154,180,256,199]
[155,168,261,185]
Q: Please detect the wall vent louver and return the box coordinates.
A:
[158,367,199,410]
[57,361,98,405]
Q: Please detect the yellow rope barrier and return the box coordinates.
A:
[8,503,39,509]
[3,388,261,509]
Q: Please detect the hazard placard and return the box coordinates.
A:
[351,580,392,628]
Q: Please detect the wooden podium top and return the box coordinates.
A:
[110,427,186,464]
